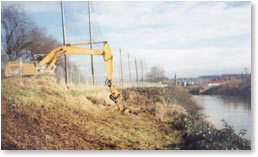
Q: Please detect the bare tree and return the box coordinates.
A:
[1,4,86,81]
[147,65,168,82]
[1,4,33,61]
[28,27,58,55]
[1,4,62,78]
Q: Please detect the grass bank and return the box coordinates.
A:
[1,77,181,150]
[122,86,251,150]
[121,86,200,120]
[1,77,251,150]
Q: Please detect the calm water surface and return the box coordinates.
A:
[192,95,251,140]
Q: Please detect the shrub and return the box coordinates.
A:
[177,115,251,150]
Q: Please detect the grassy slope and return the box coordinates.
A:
[1,77,182,150]
[122,86,200,115]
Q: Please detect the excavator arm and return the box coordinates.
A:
[38,41,125,111]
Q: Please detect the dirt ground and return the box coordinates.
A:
[1,77,182,150]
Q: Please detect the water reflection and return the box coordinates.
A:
[193,95,252,140]
[220,96,251,111]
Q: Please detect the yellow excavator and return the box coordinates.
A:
[5,41,128,112]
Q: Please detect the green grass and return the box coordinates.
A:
[2,90,30,103]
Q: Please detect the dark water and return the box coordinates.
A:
[193,95,252,140]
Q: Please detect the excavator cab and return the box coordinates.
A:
[5,54,56,77]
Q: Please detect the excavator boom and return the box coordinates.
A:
[40,41,124,111]
[5,41,125,111]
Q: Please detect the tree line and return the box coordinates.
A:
[1,5,58,62]
[1,4,82,82]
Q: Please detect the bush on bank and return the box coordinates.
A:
[172,114,251,150]
[123,86,251,150]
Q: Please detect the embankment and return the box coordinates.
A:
[123,85,251,150]
[1,77,251,150]
[1,77,182,150]
[202,78,251,101]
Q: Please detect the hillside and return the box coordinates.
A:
[1,77,251,150]
[1,77,184,150]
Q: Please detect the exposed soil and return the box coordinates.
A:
[1,77,250,150]
[2,100,121,150]
[1,77,182,150]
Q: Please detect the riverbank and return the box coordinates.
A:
[201,78,251,102]
[1,77,182,150]
[193,95,251,140]
[1,77,251,150]
[123,85,251,150]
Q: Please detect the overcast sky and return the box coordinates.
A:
[2,1,251,82]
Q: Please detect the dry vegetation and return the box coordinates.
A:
[1,76,183,150]
[202,78,251,102]
[122,86,200,120]
[1,77,251,150]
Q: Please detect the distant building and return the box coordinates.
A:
[207,78,231,87]
[177,80,195,87]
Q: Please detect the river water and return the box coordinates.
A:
[192,95,252,140]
